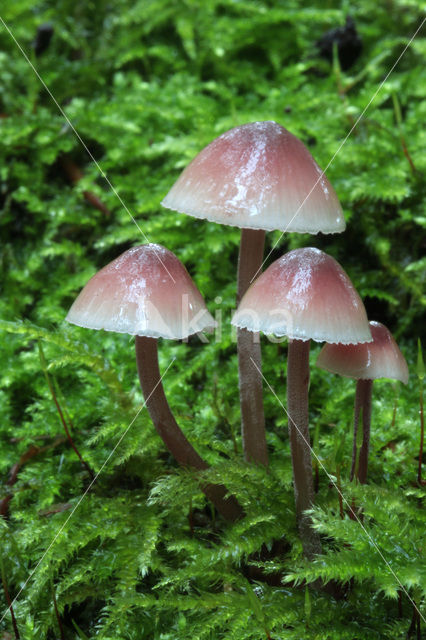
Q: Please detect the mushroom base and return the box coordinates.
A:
[287,338,321,559]
[135,335,244,522]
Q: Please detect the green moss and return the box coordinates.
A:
[0,0,425,637]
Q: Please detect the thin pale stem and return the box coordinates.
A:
[237,228,268,466]
[357,379,373,485]
[287,339,321,559]
[135,335,243,522]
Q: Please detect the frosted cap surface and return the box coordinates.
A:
[162,121,345,234]
[232,247,372,344]
[316,321,409,382]
[66,244,216,339]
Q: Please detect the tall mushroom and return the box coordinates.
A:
[232,247,372,557]
[66,243,243,522]
[316,321,409,484]
[162,121,345,467]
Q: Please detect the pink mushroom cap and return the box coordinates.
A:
[232,247,372,344]
[316,321,409,383]
[66,244,216,340]
[161,121,345,234]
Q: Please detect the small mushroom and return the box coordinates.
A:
[66,243,243,522]
[232,247,372,557]
[162,121,345,467]
[316,321,408,484]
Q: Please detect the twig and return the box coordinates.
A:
[392,93,417,175]
[51,581,65,640]
[59,154,111,216]
[38,341,95,480]
[0,556,20,639]
[417,339,425,486]
[0,437,67,518]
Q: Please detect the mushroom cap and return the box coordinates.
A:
[66,244,216,340]
[316,321,409,383]
[231,247,372,344]
[161,121,345,234]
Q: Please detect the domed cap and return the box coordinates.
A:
[162,121,345,234]
[232,247,372,344]
[316,321,409,383]
[66,244,216,340]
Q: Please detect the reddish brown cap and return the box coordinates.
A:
[232,247,372,344]
[66,244,216,340]
[162,121,344,234]
[316,321,409,383]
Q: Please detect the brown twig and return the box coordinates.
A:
[407,602,421,639]
[38,342,95,480]
[1,557,20,639]
[399,133,417,175]
[52,582,65,640]
[0,437,67,518]
[417,340,425,486]
[59,154,111,216]
[418,381,425,486]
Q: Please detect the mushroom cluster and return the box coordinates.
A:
[66,244,243,522]
[66,120,408,559]
[232,247,372,556]
[163,121,345,468]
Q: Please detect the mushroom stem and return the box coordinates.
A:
[237,228,268,466]
[135,335,244,522]
[287,339,321,558]
[356,379,373,484]
[350,383,363,482]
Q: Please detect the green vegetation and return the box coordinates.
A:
[0,0,425,637]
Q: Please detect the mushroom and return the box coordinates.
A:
[316,321,408,484]
[232,247,372,557]
[162,121,345,467]
[66,243,243,522]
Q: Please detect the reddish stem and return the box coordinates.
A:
[287,339,321,559]
[52,584,65,640]
[135,335,243,522]
[391,391,398,428]
[1,560,20,639]
[59,155,111,216]
[357,379,373,485]
[40,344,94,480]
[400,134,417,175]
[417,380,425,485]
[350,383,362,482]
[237,228,268,466]
[1,437,67,518]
